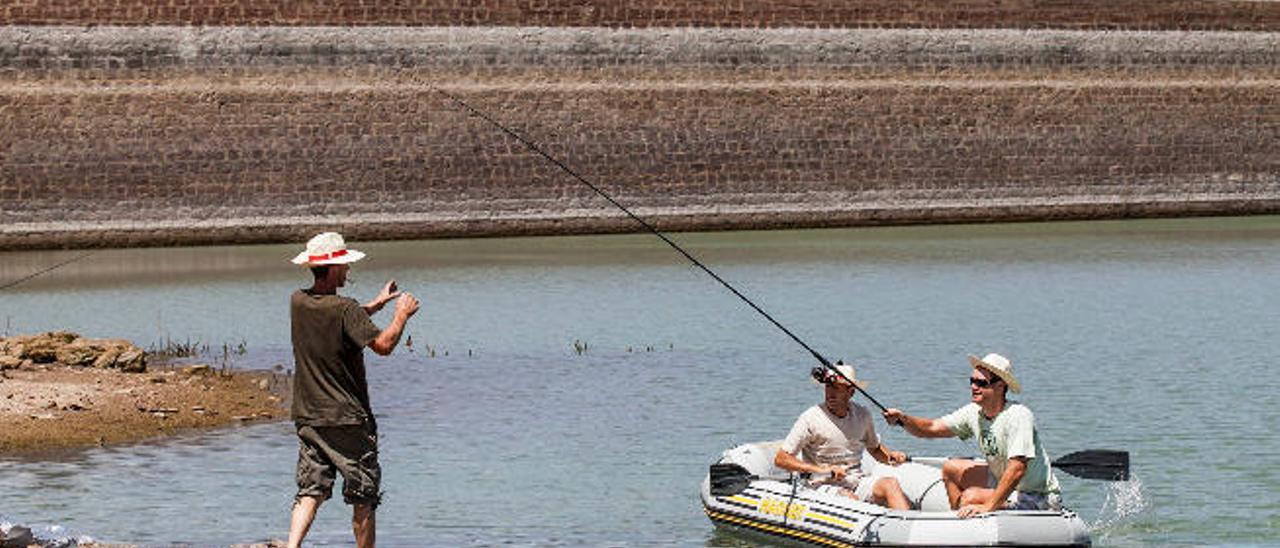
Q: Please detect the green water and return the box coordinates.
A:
[1,216,1278,546]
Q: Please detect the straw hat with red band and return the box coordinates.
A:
[968,352,1021,393]
[291,232,366,266]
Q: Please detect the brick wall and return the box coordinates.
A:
[1,26,1278,249]
[3,1,1279,30]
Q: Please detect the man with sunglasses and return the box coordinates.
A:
[882,353,1061,517]
[773,363,911,510]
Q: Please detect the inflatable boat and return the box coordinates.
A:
[702,441,1091,547]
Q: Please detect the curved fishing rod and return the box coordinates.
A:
[0,251,94,292]
[430,85,889,413]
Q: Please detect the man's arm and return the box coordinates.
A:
[868,443,908,465]
[363,280,401,316]
[774,449,848,482]
[958,457,1027,517]
[368,293,419,356]
[883,409,955,439]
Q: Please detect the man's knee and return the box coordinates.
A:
[875,476,903,497]
[352,503,376,522]
[943,459,987,489]
[293,495,323,511]
[942,459,969,481]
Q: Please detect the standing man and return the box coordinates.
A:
[883,353,1061,517]
[774,363,911,510]
[287,232,420,548]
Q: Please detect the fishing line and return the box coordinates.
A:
[430,85,889,412]
[0,251,94,292]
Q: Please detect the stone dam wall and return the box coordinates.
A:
[1,7,1278,250]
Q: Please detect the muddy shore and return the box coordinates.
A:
[0,364,286,456]
[0,333,287,457]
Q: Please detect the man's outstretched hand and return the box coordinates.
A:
[376,280,401,307]
[395,292,420,319]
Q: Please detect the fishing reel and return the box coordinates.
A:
[810,360,846,385]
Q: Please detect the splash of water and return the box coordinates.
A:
[1089,473,1151,536]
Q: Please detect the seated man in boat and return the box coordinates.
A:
[882,353,1062,517]
[774,363,911,510]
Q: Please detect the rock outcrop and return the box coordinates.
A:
[0,332,146,373]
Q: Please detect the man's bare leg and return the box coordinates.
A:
[288,496,322,548]
[353,503,376,548]
[872,477,911,510]
[942,460,990,510]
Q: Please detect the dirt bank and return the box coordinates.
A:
[0,364,286,455]
[0,333,287,456]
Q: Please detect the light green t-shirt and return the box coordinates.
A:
[940,402,1060,494]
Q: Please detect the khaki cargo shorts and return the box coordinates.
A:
[295,422,381,508]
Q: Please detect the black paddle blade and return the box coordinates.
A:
[709,463,755,496]
[1052,450,1130,481]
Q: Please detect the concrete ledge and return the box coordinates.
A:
[6,196,1280,250]
[2,26,1278,72]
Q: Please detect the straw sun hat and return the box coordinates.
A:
[968,353,1022,393]
[290,232,366,266]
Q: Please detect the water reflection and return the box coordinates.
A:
[7,216,1280,294]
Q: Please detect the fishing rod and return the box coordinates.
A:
[430,85,889,413]
[0,251,94,292]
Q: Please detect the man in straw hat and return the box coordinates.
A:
[286,232,420,548]
[883,353,1061,517]
[774,363,911,510]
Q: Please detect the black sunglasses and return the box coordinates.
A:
[969,376,1002,388]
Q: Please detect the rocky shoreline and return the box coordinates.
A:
[0,332,287,455]
[0,519,281,548]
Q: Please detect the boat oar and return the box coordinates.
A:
[910,450,1130,481]
[708,463,838,496]
[709,463,756,496]
[1051,449,1129,481]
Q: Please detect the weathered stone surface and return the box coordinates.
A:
[56,340,102,367]
[14,332,79,363]
[92,348,124,369]
[0,524,34,548]
[116,349,147,373]
[0,26,1277,250]
[182,364,212,376]
[0,333,147,372]
[0,1,1277,30]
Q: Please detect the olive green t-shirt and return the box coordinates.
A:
[940,402,1060,494]
[290,289,382,427]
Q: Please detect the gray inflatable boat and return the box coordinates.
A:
[702,441,1091,547]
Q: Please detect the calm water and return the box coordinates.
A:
[2,217,1279,546]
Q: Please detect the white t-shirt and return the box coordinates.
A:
[780,403,880,474]
[940,402,1060,494]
